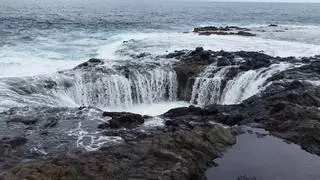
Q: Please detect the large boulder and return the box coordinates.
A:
[100,112,145,129]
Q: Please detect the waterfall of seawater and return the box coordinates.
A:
[0,66,178,112]
[190,62,292,106]
[0,60,293,113]
[190,66,230,105]
[63,68,178,109]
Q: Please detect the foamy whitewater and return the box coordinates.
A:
[1,1,320,172]
[1,0,320,115]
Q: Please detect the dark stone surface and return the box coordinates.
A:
[1,126,235,180]
[193,26,256,36]
[100,112,145,129]
[167,48,278,101]
[1,48,320,179]
[163,79,320,155]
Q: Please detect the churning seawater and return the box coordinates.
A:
[1,2,320,178]
[1,0,320,77]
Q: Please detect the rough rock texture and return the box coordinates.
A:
[100,112,145,129]
[163,51,320,155]
[1,125,235,180]
[0,106,159,172]
[167,48,277,101]
[163,80,320,155]
[1,48,320,180]
[193,26,256,36]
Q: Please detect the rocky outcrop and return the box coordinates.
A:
[1,125,235,180]
[193,26,256,36]
[163,78,320,155]
[166,48,278,101]
[99,112,145,129]
[162,50,320,155]
[1,48,320,180]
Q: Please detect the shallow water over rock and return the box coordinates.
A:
[206,127,320,180]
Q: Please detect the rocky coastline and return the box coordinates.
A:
[1,46,320,179]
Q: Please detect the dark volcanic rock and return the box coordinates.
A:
[0,106,116,171]
[193,26,256,36]
[167,48,278,101]
[100,112,145,129]
[170,48,216,101]
[1,136,28,148]
[268,24,278,27]
[0,136,28,170]
[74,58,105,70]
[237,31,256,36]
[164,78,320,155]
[1,126,235,180]
[161,54,320,155]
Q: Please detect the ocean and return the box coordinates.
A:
[1,0,320,77]
[1,2,320,179]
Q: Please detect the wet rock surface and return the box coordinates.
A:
[168,48,284,101]
[100,112,145,129]
[163,71,320,155]
[0,107,129,171]
[1,48,320,179]
[163,49,320,155]
[193,26,256,36]
[1,125,235,180]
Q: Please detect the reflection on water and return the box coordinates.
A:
[206,127,320,180]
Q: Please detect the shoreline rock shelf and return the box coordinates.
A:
[1,126,235,179]
[1,47,320,179]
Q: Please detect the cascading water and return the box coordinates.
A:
[190,62,293,106]
[190,66,231,105]
[221,63,292,105]
[0,64,178,112]
[63,67,178,109]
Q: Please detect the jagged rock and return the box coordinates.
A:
[100,112,145,129]
[134,52,151,58]
[0,136,27,148]
[164,78,320,155]
[164,50,187,58]
[43,80,57,89]
[74,58,104,70]
[1,126,235,180]
[193,26,255,36]
[237,31,256,36]
[168,48,277,101]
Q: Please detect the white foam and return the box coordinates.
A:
[96,32,320,60]
[0,56,81,78]
[104,101,190,116]
[142,117,165,128]
[251,25,320,45]
[221,63,293,105]
[68,122,123,151]
[306,80,320,86]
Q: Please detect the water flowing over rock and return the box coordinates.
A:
[0,60,178,112]
[1,48,320,179]
[169,48,295,105]
[163,55,320,155]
